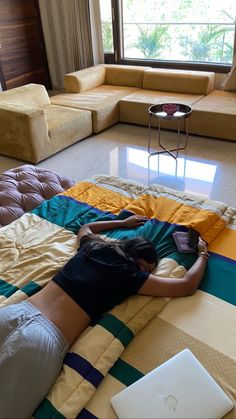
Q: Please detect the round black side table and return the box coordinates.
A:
[148,103,192,159]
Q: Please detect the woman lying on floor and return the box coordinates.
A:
[0,215,208,418]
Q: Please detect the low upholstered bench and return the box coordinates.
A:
[0,165,75,227]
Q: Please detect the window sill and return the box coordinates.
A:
[104,55,231,74]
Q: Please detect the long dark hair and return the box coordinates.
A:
[80,234,159,269]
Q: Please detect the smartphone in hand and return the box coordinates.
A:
[173,228,200,253]
[188,228,200,249]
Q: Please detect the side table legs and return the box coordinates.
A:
[148,116,191,159]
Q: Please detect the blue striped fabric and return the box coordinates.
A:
[64,353,104,388]
[76,408,98,419]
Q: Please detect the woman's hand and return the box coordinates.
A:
[122,215,148,229]
[139,235,209,298]
[197,237,208,253]
[77,215,149,243]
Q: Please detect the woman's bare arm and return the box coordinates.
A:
[138,238,209,298]
[77,215,148,245]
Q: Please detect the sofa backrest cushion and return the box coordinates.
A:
[65,65,106,93]
[105,65,149,88]
[0,83,50,108]
[143,68,215,95]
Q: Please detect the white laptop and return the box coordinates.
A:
[110,349,234,419]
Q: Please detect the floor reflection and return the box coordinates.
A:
[126,147,217,198]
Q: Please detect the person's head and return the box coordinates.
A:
[122,236,159,273]
[81,234,159,273]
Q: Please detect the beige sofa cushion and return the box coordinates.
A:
[143,69,215,95]
[0,83,50,108]
[190,90,236,141]
[65,65,106,93]
[105,65,149,88]
[45,105,92,153]
[64,64,149,93]
[51,85,140,133]
[119,89,203,129]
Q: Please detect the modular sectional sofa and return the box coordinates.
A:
[0,64,235,163]
[51,64,236,142]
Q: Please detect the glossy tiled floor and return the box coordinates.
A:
[1,123,236,208]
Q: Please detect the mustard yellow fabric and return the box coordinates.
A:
[44,105,92,153]
[119,89,203,127]
[64,65,106,93]
[61,64,236,142]
[50,85,140,133]
[190,90,236,141]
[0,83,93,163]
[0,83,52,162]
[143,68,215,95]
[0,83,50,108]
[193,89,236,113]
[0,103,51,163]
[62,177,235,244]
[105,65,149,88]
[64,65,149,94]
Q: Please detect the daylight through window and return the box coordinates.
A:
[100,0,236,65]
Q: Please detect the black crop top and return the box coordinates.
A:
[52,245,149,319]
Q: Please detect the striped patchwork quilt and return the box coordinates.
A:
[0,174,235,418]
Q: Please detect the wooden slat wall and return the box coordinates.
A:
[0,0,51,90]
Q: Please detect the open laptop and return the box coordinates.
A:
[110,349,234,419]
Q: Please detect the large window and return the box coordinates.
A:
[100,0,236,70]
[100,0,114,53]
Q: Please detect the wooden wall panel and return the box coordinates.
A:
[0,0,51,90]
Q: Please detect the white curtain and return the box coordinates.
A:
[221,19,236,91]
[89,0,104,65]
[221,53,236,91]
[38,0,104,89]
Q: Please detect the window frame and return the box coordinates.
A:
[104,0,235,74]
